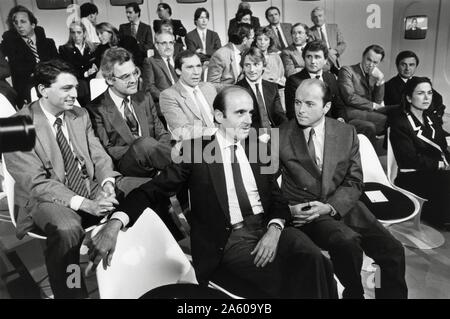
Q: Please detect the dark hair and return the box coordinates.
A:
[362,44,385,61]
[213,85,250,115]
[100,47,134,80]
[265,6,280,20]
[395,50,419,67]
[160,19,174,31]
[401,76,432,110]
[235,8,253,23]
[229,23,252,45]
[125,2,141,17]
[7,5,38,30]
[174,50,200,71]
[240,46,266,69]
[194,7,209,25]
[302,40,328,60]
[34,59,77,89]
[252,26,276,53]
[291,22,309,37]
[80,3,98,18]
[157,3,172,16]
[297,78,332,105]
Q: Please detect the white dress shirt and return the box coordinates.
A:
[109,88,142,136]
[309,70,323,81]
[231,43,242,78]
[245,77,266,107]
[302,116,325,171]
[318,25,330,49]
[196,28,207,54]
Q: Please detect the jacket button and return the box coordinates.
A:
[225,227,230,231]
[219,247,224,251]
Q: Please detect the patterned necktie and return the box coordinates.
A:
[193,88,214,127]
[307,128,317,165]
[54,118,90,198]
[254,83,271,128]
[27,38,40,63]
[131,23,137,38]
[276,26,287,50]
[123,98,139,136]
[231,145,253,218]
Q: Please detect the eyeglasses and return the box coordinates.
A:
[156,41,175,47]
[113,68,141,82]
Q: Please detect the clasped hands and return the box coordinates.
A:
[80,181,119,217]
[289,201,331,227]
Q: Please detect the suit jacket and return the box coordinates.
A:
[119,134,290,283]
[236,78,287,128]
[280,44,305,77]
[227,16,260,40]
[388,109,450,171]
[58,44,96,80]
[1,27,58,106]
[285,69,348,121]
[338,64,384,111]
[207,42,242,84]
[142,54,179,103]
[266,23,293,51]
[185,29,222,61]
[310,23,346,68]
[87,90,170,164]
[160,81,217,141]
[3,101,120,234]
[153,19,187,43]
[119,21,154,52]
[278,118,363,217]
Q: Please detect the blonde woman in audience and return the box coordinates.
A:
[59,21,97,106]
[253,27,285,86]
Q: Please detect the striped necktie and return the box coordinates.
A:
[26,38,40,63]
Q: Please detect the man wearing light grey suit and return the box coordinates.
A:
[160,51,218,142]
[4,60,128,298]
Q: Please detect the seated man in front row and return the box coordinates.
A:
[91,86,338,298]
[3,60,128,298]
[278,78,407,298]
[87,47,172,177]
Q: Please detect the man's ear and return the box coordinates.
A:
[105,76,114,86]
[175,68,181,76]
[406,95,412,104]
[214,109,223,124]
[37,84,47,98]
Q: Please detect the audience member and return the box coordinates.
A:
[278,78,407,299]
[281,23,308,77]
[309,7,346,75]
[227,8,254,41]
[153,3,186,46]
[80,2,100,44]
[338,44,386,135]
[264,6,292,51]
[117,86,338,299]
[388,77,450,227]
[207,23,254,84]
[228,1,260,38]
[1,5,58,108]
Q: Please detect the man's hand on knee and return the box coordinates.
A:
[251,226,281,268]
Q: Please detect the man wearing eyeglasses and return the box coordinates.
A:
[87,47,172,178]
[142,31,180,122]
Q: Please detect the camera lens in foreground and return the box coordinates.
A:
[0,116,36,153]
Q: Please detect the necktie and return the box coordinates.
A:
[202,31,206,53]
[276,26,287,50]
[320,27,329,48]
[54,118,90,198]
[254,83,271,128]
[193,88,214,127]
[123,98,139,136]
[166,57,177,84]
[131,23,137,38]
[231,145,253,218]
[26,38,40,63]
[307,128,317,165]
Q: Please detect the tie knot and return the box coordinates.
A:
[54,117,62,128]
[315,75,321,80]
[123,98,129,106]
[27,38,33,44]
[309,128,315,140]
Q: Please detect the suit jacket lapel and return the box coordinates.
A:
[355,64,370,91]
[155,56,173,84]
[320,119,338,199]
[32,101,65,182]
[131,95,150,138]
[176,81,202,120]
[65,110,90,172]
[104,91,136,144]
[136,23,145,40]
[289,122,322,180]
[227,43,239,81]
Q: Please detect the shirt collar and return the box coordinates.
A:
[131,20,140,27]
[231,43,241,54]
[179,80,198,95]
[109,87,129,108]
[22,33,36,44]
[216,129,241,151]
[40,100,64,126]
[304,116,326,135]
[309,70,323,78]
[245,77,263,88]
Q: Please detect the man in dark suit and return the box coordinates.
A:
[237,47,286,130]
[338,44,387,136]
[278,78,407,298]
[119,2,154,57]
[265,6,292,51]
[1,6,58,108]
[285,40,376,144]
[3,60,127,298]
[153,3,186,46]
[88,47,171,178]
[110,86,337,298]
[142,31,179,119]
[228,1,260,38]
[385,50,445,124]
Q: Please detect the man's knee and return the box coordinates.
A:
[47,221,84,247]
[328,231,363,255]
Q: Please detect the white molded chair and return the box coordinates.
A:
[358,133,444,249]
[385,128,445,249]
[30,87,81,106]
[90,78,107,100]
[94,208,198,299]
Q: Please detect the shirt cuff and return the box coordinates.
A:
[327,204,340,219]
[439,161,445,169]
[110,211,130,229]
[268,218,285,230]
[70,195,85,211]
[101,178,115,187]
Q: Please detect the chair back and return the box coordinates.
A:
[90,78,108,100]
[358,134,390,186]
[95,208,197,299]
[386,127,398,184]
[0,93,17,117]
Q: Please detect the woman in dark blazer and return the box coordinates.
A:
[388,76,450,227]
[59,21,97,106]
